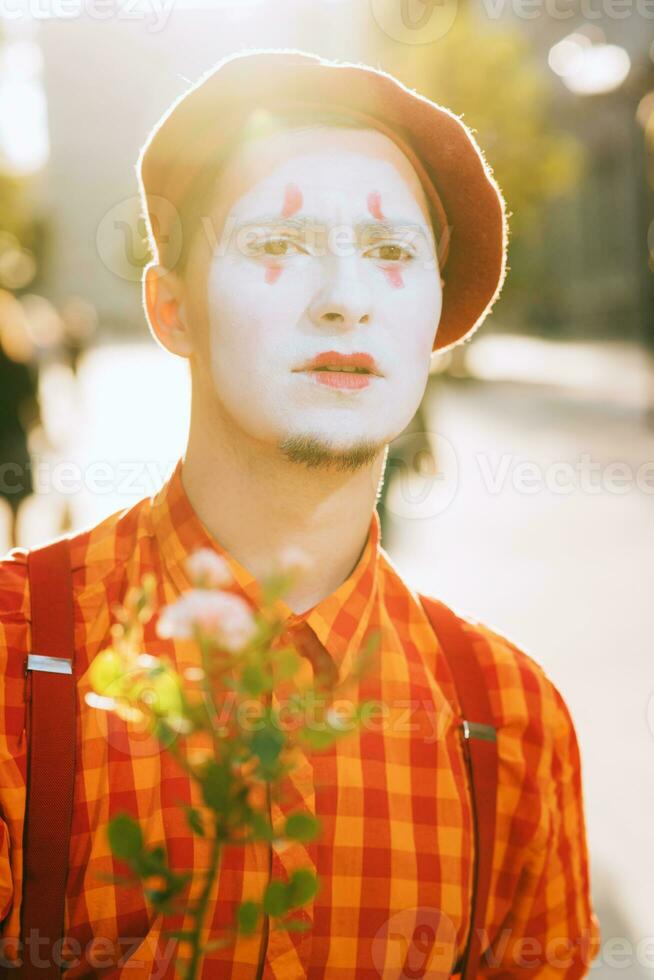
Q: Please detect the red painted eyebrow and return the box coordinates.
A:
[367,191,385,221]
[281,183,303,218]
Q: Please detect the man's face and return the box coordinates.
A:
[183,124,442,470]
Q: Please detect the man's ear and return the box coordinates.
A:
[143,262,193,357]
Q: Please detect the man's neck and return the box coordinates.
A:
[181,413,386,615]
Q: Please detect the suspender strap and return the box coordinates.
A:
[18,538,76,979]
[419,595,498,980]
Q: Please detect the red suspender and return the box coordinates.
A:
[419,595,498,980]
[17,538,76,979]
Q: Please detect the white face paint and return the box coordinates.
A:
[184,125,443,461]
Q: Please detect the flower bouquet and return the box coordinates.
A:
[88,547,378,979]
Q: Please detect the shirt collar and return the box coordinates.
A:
[149,456,382,676]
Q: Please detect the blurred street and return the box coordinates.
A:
[387,367,654,978]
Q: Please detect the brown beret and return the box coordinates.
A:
[136,47,509,354]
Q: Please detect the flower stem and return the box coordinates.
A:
[197,633,226,755]
[185,824,222,980]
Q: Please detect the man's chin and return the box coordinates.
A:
[277,432,386,472]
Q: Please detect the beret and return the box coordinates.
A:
[136,47,509,354]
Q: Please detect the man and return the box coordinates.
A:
[0,49,600,978]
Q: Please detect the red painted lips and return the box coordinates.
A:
[293,350,383,391]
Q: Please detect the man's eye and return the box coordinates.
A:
[251,238,307,257]
[366,243,415,262]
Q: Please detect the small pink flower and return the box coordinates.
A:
[156,589,257,653]
[185,548,233,589]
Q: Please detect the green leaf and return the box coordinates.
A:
[250,727,284,767]
[275,648,301,680]
[299,727,336,751]
[284,813,320,843]
[263,880,290,917]
[250,812,275,841]
[135,844,167,878]
[108,813,143,862]
[145,886,178,913]
[224,788,253,832]
[287,869,318,908]
[184,806,205,837]
[237,900,260,935]
[241,664,273,696]
[89,648,125,696]
[202,760,230,813]
[144,868,191,913]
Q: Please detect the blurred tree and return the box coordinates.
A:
[371,2,587,321]
[0,290,38,549]
[0,177,42,292]
[427,18,584,239]
[0,142,43,549]
[0,31,56,546]
[385,4,584,226]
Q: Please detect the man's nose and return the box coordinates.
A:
[308,254,373,330]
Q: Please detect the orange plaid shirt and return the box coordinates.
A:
[0,456,600,978]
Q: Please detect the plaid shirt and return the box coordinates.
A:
[0,457,600,978]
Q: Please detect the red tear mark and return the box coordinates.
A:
[367,191,385,221]
[382,266,404,289]
[265,263,283,285]
[281,183,303,218]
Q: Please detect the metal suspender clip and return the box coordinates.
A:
[462,719,497,742]
[26,653,73,675]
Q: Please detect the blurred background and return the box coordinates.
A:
[0,0,652,974]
